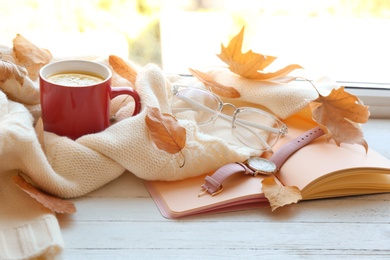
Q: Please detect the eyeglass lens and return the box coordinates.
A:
[171,86,285,151]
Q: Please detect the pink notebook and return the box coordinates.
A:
[145,118,390,218]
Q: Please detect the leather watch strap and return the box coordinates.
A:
[199,126,325,196]
[270,126,325,170]
[199,162,252,196]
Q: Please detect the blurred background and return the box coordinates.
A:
[1,0,390,84]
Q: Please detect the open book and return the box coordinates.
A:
[144,117,390,219]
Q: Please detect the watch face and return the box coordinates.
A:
[247,157,277,175]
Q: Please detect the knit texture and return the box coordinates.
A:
[0,171,63,260]
[0,54,330,258]
[0,95,64,259]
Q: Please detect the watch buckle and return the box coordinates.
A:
[253,170,275,176]
[251,170,260,177]
[198,185,224,197]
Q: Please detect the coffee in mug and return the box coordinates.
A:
[46,72,104,86]
[39,60,141,140]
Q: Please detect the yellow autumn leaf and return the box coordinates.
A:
[217,27,302,80]
[309,87,370,151]
[262,176,302,211]
[189,68,241,98]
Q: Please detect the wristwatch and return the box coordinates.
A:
[199,126,325,196]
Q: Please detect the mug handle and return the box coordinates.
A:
[110,87,141,116]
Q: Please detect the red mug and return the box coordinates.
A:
[39,60,141,140]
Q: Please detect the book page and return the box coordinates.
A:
[274,118,390,198]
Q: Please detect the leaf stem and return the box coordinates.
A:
[297,77,321,96]
[179,150,186,168]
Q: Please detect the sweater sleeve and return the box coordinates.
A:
[0,171,64,260]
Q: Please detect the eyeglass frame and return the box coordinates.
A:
[171,85,288,151]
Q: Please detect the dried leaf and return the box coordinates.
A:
[262,176,302,211]
[13,34,52,81]
[309,87,370,151]
[13,175,76,214]
[0,59,27,84]
[35,117,45,153]
[145,106,186,154]
[189,68,241,98]
[0,59,40,105]
[217,27,302,80]
[0,45,16,63]
[109,55,138,85]
[253,64,303,81]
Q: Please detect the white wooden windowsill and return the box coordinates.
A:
[57,118,390,259]
[345,85,390,119]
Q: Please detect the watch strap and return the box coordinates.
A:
[199,162,253,196]
[199,126,325,196]
[270,126,325,170]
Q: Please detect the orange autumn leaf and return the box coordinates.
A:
[189,68,241,98]
[262,176,302,211]
[13,34,52,81]
[109,55,138,85]
[145,107,186,166]
[309,87,370,151]
[13,174,76,214]
[217,27,302,80]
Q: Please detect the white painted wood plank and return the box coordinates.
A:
[60,250,390,260]
[59,221,390,259]
[61,190,390,222]
[60,221,390,250]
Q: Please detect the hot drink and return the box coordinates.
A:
[46,72,104,86]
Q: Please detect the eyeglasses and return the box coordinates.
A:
[171,85,288,151]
